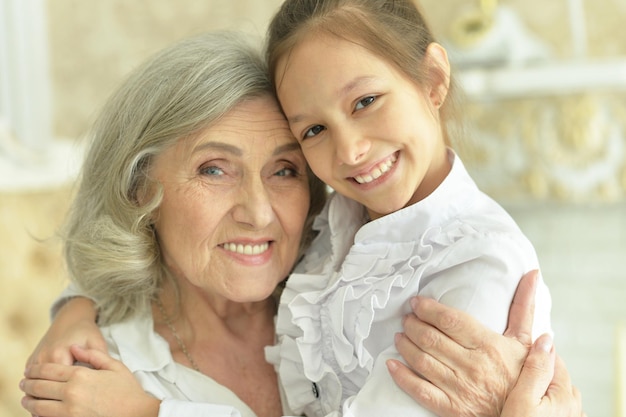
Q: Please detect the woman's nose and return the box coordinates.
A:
[231,178,275,229]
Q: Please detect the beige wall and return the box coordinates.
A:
[48,0,283,140]
[2,1,626,416]
[49,0,626,141]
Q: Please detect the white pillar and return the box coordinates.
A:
[0,0,52,148]
[567,0,588,60]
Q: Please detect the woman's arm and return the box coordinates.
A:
[501,334,585,417]
[387,271,537,417]
[390,271,584,417]
[26,296,108,366]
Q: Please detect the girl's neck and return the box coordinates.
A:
[366,146,452,221]
[409,145,452,205]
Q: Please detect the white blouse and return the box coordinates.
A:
[53,289,301,417]
[99,311,260,417]
[265,151,553,417]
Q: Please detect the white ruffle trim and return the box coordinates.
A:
[268,212,476,415]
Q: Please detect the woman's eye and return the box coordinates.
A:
[200,165,224,176]
[275,167,298,177]
[303,124,325,139]
[355,96,375,110]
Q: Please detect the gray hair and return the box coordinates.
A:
[63,31,325,325]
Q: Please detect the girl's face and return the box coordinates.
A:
[151,95,310,305]
[275,34,450,220]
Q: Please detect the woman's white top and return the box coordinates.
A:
[99,311,260,417]
[53,287,301,417]
[265,150,553,417]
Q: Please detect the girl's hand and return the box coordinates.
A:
[26,297,108,366]
[502,334,585,417]
[20,345,160,417]
[387,270,538,417]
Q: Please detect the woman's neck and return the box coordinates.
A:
[156,277,277,340]
[153,279,282,417]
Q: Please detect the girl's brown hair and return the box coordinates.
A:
[266,0,460,145]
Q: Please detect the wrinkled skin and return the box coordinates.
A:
[389,270,585,417]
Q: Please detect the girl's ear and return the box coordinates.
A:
[424,43,451,109]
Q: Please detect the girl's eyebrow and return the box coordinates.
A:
[287,76,378,125]
[192,141,242,156]
[338,75,377,98]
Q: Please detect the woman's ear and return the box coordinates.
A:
[424,43,451,109]
[135,178,160,225]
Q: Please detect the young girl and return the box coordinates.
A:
[263,1,552,416]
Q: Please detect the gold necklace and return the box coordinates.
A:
[155,297,201,373]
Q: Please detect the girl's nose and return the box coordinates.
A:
[334,128,371,165]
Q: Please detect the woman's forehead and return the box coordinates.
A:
[164,97,297,161]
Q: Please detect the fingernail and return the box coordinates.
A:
[536,335,554,353]
[386,359,399,372]
[394,332,403,344]
[19,379,24,390]
[410,296,419,311]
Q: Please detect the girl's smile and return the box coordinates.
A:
[351,151,398,185]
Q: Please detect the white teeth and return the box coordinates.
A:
[354,155,397,184]
[222,242,269,255]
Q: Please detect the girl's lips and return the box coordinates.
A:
[352,152,398,184]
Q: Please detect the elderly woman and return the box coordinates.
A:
[21,31,324,417]
[20,31,583,417]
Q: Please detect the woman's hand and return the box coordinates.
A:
[387,270,538,417]
[26,297,108,366]
[20,345,160,417]
[502,334,585,417]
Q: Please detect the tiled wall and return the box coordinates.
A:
[508,203,626,417]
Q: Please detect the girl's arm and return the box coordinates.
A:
[21,346,160,417]
[340,234,549,417]
[26,295,107,366]
[21,346,249,417]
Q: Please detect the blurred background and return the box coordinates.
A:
[1,0,625,416]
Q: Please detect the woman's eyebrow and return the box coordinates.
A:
[192,141,243,156]
[273,142,301,156]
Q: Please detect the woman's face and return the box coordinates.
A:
[151,95,310,304]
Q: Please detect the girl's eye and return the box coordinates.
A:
[355,96,375,110]
[303,124,325,140]
[200,165,224,176]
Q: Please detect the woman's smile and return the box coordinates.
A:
[221,241,271,256]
